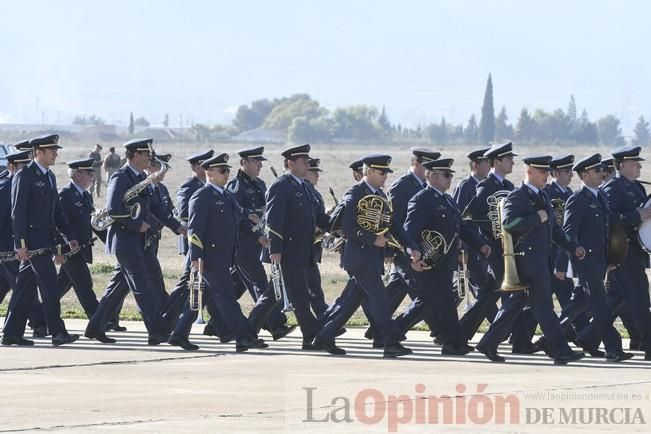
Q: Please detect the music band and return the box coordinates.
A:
[1,135,650,365]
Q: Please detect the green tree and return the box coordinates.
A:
[515,108,536,140]
[632,116,650,147]
[571,109,598,143]
[479,73,495,144]
[134,116,150,127]
[597,115,625,146]
[378,105,391,132]
[233,98,274,132]
[495,107,514,140]
[263,94,325,130]
[567,94,577,124]
[464,115,479,143]
[288,115,334,143]
[128,112,134,135]
[331,105,382,141]
[425,117,448,144]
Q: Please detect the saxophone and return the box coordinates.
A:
[91,157,170,231]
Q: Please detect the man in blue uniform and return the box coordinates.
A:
[452,147,491,311]
[169,153,267,352]
[601,145,651,361]
[84,138,185,345]
[458,142,532,352]
[401,157,491,355]
[3,134,79,346]
[315,154,422,357]
[0,150,45,334]
[304,157,329,317]
[56,158,100,320]
[266,144,332,350]
[563,153,633,362]
[367,148,440,343]
[476,155,585,365]
[160,150,231,341]
[227,146,294,340]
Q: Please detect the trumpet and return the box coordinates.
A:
[270,260,293,313]
[189,258,206,324]
[91,156,170,231]
[457,249,472,310]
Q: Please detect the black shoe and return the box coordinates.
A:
[271,325,296,341]
[433,336,442,345]
[512,342,542,354]
[202,324,218,337]
[219,335,234,344]
[32,326,48,338]
[236,337,268,353]
[148,334,170,346]
[462,343,475,353]
[372,341,384,349]
[629,340,642,351]
[442,343,471,356]
[644,351,651,361]
[104,322,127,332]
[585,348,605,358]
[302,338,323,351]
[52,332,79,347]
[605,351,634,362]
[168,335,199,351]
[476,344,505,362]
[554,351,585,365]
[534,337,552,357]
[335,327,347,337]
[364,328,374,340]
[314,337,346,355]
[2,335,35,346]
[383,343,412,358]
[84,329,116,344]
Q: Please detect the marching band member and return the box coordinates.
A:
[3,134,79,346]
[601,145,651,361]
[169,153,267,351]
[476,155,585,364]
[315,154,421,357]
[401,157,491,355]
[563,153,633,361]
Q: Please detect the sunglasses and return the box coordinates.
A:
[216,168,230,175]
[592,167,604,173]
[433,171,453,178]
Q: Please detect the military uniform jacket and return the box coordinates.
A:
[227,170,267,260]
[12,161,73,251]
[405,186,487,271]
[452,175,479,215]
[59,182,94,263]
[176,176,204,255]
[387,171,425,257]
[502,184,577,276]
[563,186,609,274]
[147,182,181,248]
[468,172,515,256]
[0,171,13,251]
[266,173,329,268]
[341,181,419,275]
[602,175,649,268]
[105,166,154,255]
[306,182,325,264]
[188,185,241,267]
[543,181,573,273]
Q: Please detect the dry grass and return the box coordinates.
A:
[1,140,646,334]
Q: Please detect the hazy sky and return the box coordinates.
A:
[2,1,650,134]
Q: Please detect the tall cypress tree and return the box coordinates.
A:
[479,74,495,144]
[128,112,135,135]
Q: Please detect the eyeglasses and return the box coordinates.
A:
[217,168,230,175]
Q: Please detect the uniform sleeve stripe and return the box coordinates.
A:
[189,233,203,249]
[267,227,283,240]
[502,217,523,230]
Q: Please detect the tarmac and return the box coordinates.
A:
[1,318,650,433]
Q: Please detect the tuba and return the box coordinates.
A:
[419,229,457,269]
[90,157,171,231]
[496,196,528,292]
[486,190,511,239]
[356,194,403,249]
